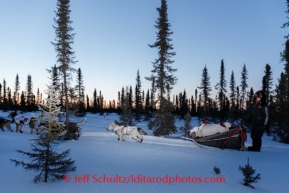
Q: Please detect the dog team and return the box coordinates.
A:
[0,111,86,138]
[1,111,147,143]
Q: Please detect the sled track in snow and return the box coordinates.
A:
[80,132,199,148]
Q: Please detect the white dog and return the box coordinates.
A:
[189,122,231,139]
[106,122,146,143]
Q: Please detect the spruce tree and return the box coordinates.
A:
[117,86,134,126]
[195,89,198,116]
[92,89,97,114]
[146,0,177,136]
[198,65,212,119]
[20,91,26,112]
[99,90,104,115]
[13,73,20,107]
[213,166,221,175]
[26,74,33,111]
[215,59,227,123]
[75,68,85,116]
[274,72,289,142]
[36,88,40,105]
[263,64,273,105]
[229,71,236,108]
[143,89,151,121]
[7,88,13,110]
[128,86,133,112]
[52,0,77,129]
[179,90,188,118]
[236,86,240,111]
[183,112,191,137]
[190,95,196,116]
[238,158,261,189]
[276,0,289,143]
[247,87,254,109]
[10,72,76,183]
[86,95,90,112]
[240,64,248,112]
[134,70,142,121]
[3,79,8,111]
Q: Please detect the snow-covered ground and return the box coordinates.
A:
[1,111,288,193]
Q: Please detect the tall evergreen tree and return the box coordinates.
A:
[236,86,240,111]
[276,1,289,143]
[195,89,198,115]
[36,88,40,105]
[13,73,20,106]
[215,59,227,122]
[229,71,236,108]
[52,0,77,129]
[26,74,34,111]
[75,68,85,116]
[92,89,97,114]
[145,0,177,136]
[99,90,104,115]
[263,64,273,105]
[198,65,212,118]
[7,87,13,110]
[134,70,142,121]
[128,86,133,111]
[240,64,248,112]
[3,79,8,111]
[143,89,152,121]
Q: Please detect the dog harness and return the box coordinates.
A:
[121,126,136,134]
[13,115,32,125]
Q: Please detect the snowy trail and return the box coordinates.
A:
[1,112,289,193]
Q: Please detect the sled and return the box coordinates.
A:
[189,127,247,150]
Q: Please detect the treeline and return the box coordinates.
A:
[0,58,288,143]
[115,62,274,125]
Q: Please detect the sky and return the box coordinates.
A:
[0,0,287,103]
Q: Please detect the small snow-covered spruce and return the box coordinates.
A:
[10,71,76,183]
[10,133,76,183]
[238,157,261,189]
[213,166,221,175]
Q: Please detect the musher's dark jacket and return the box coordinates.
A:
[243,103,269,131]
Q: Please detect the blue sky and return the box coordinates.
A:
[0,0,287,103]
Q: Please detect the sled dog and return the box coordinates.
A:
[8,112,39,134]
[0,118,13,132]
[106,122,145,143]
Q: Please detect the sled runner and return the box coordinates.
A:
[188,126,247,150]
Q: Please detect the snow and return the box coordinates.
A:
[1,111,289,193]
